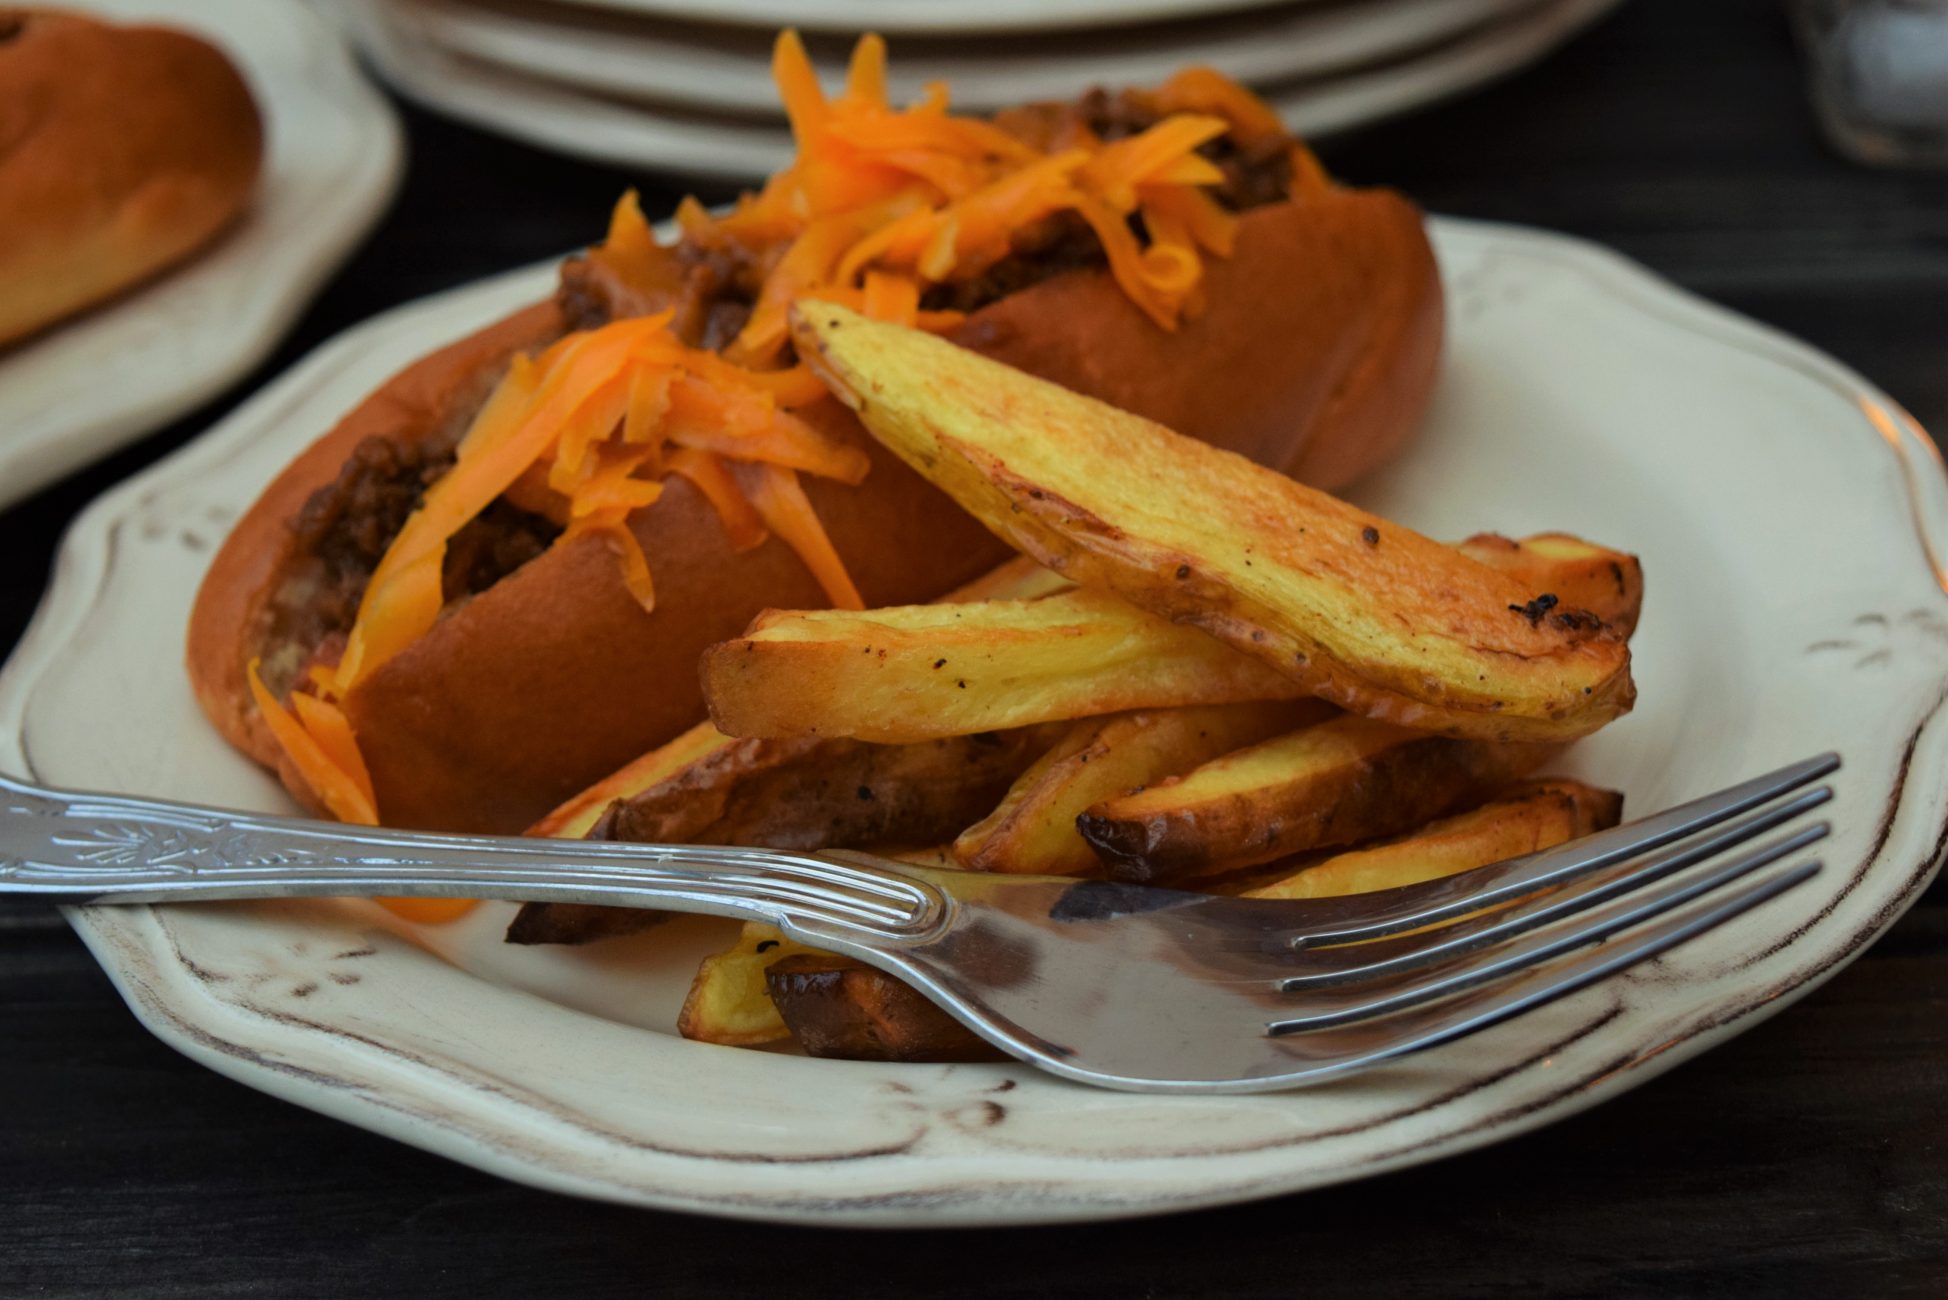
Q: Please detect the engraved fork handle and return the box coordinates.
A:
[0,773,944,941]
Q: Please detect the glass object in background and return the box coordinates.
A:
[1792,0,1948,166]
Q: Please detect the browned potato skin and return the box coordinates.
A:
[505,903,674,946]
[765,954,1005,1063]
[954,700,1333,875]
[1238,778,1624,900]
[1079,717,1553,883]
[793,304,1634,743]
[592,727,1064,849]
[1456,533,1644,638]
[507,726,1059,944]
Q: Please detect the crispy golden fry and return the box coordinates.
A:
[676,922,821,1047]
[955,701,1332,875]
[765,953,1003,1062]
[701,589,1309,743]
[1456,533,1644,637]
[1079,715,1552,883]
[793,303,1633,742]
[1239,778,1623,900]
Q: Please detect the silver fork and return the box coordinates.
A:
[0,755,1836,1093]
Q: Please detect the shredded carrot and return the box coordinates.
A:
[861,270,920,325]
[249,660,376,825]
[773,30,829,146]
[843,32,888,106]
[676,36,1287,335]
[743,463,863,609]
[1081,116,1229,213]
[1139,184,1237,256]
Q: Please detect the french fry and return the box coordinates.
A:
[765,953,1002,1062]
[1456,533,1644,637]
[701,589,1309,743]
[1239,778,1623,900]
[504,902,675,947]
[955,700,1333,875]
[676,922,821,1047]
[792,302,1633,742]
[607,726,1065,848]
[1079,714,1552,883]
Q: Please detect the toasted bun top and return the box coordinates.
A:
[0,8,263,346]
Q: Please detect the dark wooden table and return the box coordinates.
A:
[6,2,1948,1294]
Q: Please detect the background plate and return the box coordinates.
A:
[342,0,1619,180]
[382,0,1525,117]
[483,0,1325,37]
[3,219,1944,1225]
[0,0,402,510]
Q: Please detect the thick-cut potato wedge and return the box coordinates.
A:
[701,588,1309,743]
[955,700,1332,875]
[590,727,1060,850]
[1240,778,1623,900]
[677,922,821,1047]
[1456,533,1644,637]
[1079,715,1552,883]
[765,953,1003,1062]
[508,729,1055,944]
[792,303,1633,742]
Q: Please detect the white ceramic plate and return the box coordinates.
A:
[342,0,1618,181]
[0,0,402,511]
[382,0,1527,117]
[483,0,1314,37]
[5,217,1945,1225]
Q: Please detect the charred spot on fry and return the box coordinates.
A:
[1509,593,1559,625]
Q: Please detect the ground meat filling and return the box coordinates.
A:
[262,430,560,689]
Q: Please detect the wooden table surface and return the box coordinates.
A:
[6,1,1947,1294]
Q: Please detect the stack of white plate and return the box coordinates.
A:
[339,0,1623,182]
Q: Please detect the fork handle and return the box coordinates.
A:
[0,772,944,940]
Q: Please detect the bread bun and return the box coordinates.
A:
[189,185,1441,834]
[0,9,263,348]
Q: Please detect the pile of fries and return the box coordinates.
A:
[519,304,1643,1062]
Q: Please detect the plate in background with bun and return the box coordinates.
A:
[0,0,400,510]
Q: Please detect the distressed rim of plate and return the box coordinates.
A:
[0,0,403,509]
[5,217,1945,1225]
